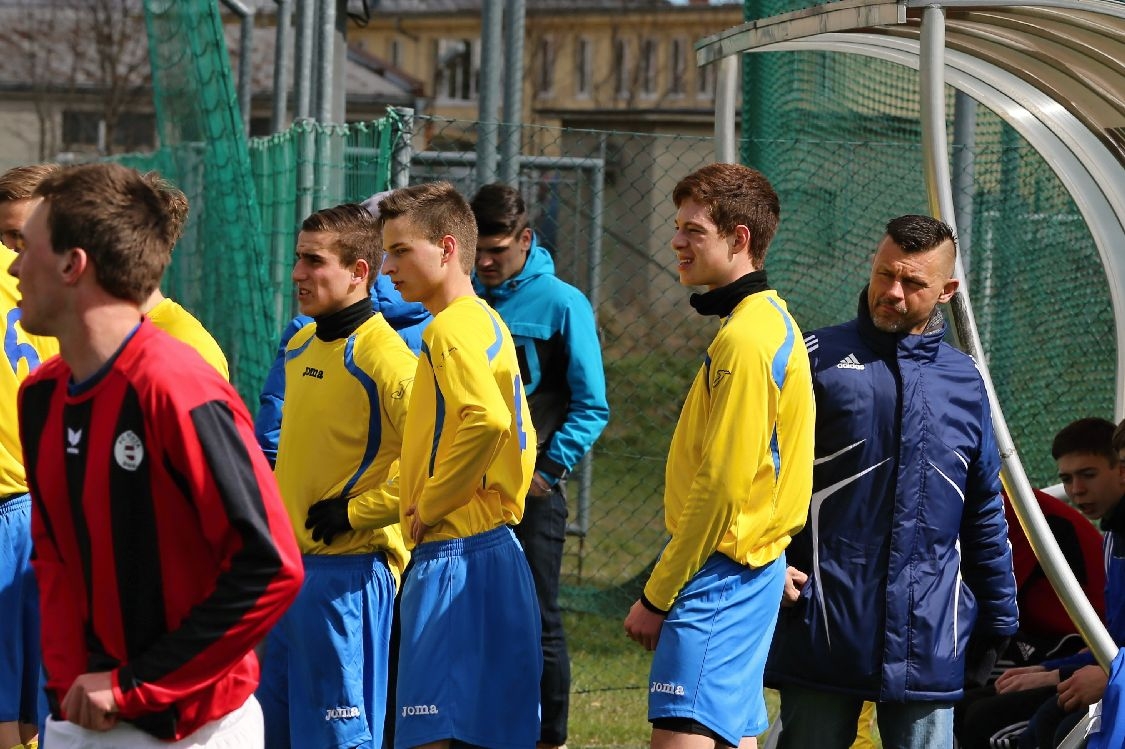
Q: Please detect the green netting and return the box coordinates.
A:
[115,0,276,405]
[741,29,1116,488]
[250,117,398,326]
[120,2,398,405]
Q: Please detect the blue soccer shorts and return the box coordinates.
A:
[649,552,786,746]
[0,494,40,725]
[395,525,542,749]
[257,552,395,749]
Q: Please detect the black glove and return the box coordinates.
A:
[963,631,1011,689]
[305,496,353,545]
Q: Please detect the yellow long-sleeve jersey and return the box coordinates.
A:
[0,243,58,496]
[644,290,815,611]
[147,297,230,380]
[274,314,416,577]
[400,296,535,546]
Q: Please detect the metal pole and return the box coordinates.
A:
[315,0,337,123]
[272,0,293,132]
[219,1,255,135]
[919,4,1117,671]
[715,56,739,163]
[952,91,976,271]
[391,107,415,189]
[476,0,503,187]
[574,134,606,543]
[499,0,525,185]
[293,0,315,120]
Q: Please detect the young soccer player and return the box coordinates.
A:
[377,181,542,749]
[0,239,57,749]
[257,203,416,749]
[11,162,303,748]
[624,163,815,749]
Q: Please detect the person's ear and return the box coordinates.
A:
[441,235,457,265]
[519,227,532,253]
[352,258,370,284]
[60,248,87,285]
[731,224,751,257]
[937,277,960,304]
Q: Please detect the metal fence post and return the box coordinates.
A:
[391,107,415,189]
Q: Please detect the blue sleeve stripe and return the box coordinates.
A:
[476,299,504,362]
[340,334,383,498]
[767,296,796,479]
[283,332,315,363]
[422,343,445,478]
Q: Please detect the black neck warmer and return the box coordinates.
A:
[689,270,770,318]
[314,296,374,341]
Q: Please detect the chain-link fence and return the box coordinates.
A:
[401,110,1116,620]
[117,5,1117,742]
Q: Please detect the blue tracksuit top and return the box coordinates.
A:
[473,237,609,481]
[766,291,1018,702]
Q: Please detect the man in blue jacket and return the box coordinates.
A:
[470,183,610,749]
[766,215,1018,748]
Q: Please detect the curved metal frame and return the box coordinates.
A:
[700,1,1125,670]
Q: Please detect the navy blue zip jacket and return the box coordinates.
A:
[766,290,1018,701]
[473,237,609,481]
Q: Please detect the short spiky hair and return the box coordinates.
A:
[0,163,60,202]
[377,181,478,273]
[1052,417,1117,464]
[301,203,381,289]
[35,163,173,304]
[672,163,780,268]
[885,215,957,255]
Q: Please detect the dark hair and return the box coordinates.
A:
[142,172,189,246]
[0,163,60,202]
[885,215,957,254]
[470,183,528,239]
[301,203,381,289]
[377,181,478,273]
[1113,419,1125,457]
[35,163,172,304]
[1052,417,1118,464]
[672,163,780,268]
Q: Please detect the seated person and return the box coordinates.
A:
[957,418,1124,749]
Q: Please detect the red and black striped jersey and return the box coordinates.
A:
[18,319,303,740]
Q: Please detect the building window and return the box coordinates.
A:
[575,37,592,98]
[669,38,686,96]
[613,38,630,98]
[434,38,478,102]
[389,38,402,69]
[697,61,715,99]
[62,110,155,154]
[535,36,554,97]
[640,38,657,97]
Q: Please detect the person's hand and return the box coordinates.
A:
[624,599,666,651]
[529,472,553,497]
[1057,665,1107,712]
[61,672,118,731]
[994,664,1057,693]
[781,566,808,607]
[405,504,433,545]
[305,496,352,544]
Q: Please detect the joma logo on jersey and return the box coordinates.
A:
[302,366,324,379]
[401,704,439,717]
[324,706,360,721]
[650,681,685,695]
